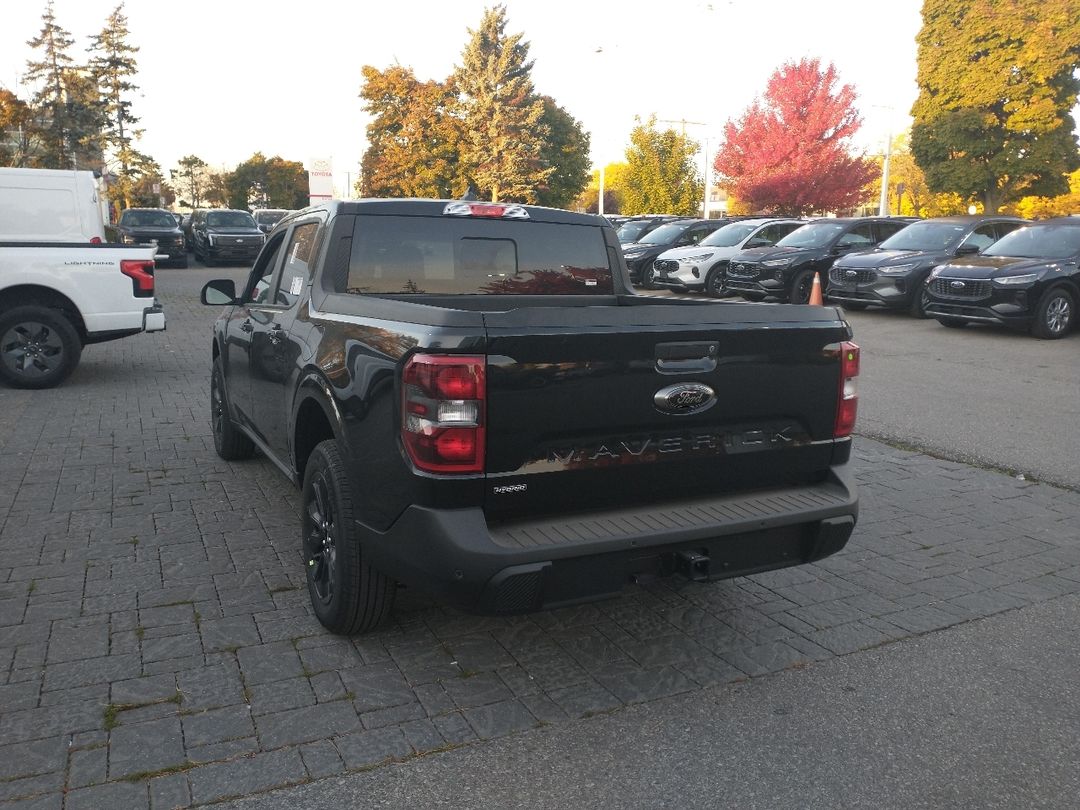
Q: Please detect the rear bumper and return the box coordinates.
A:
[143,301,166,332]
[358,465,859,614]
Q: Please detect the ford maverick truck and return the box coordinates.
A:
[201,200,861,634]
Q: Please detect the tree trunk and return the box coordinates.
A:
[983,188,1000,214]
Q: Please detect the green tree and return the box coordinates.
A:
[359,65,467,198]
[171,154,210,208]
[23,0,85,167]
[910,0,1080,213]
[533,96,591,208]
[453,5,552,202]
[621,116,703,215]
[226,153,308,210]
[87,3,141,180]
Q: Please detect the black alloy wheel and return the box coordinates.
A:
[0,306,81,389]
[1030,286,1075,340]
[641,263,658,290]
[305,472,337,606]
[909,285,931,318]
[301,440,396,634]
[790,269,816,304]
[704,264,727,298]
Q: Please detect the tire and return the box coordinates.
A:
[303,439,396,634]
[704,263,727,298]
[909,286,931,318]
[0,305,82,389]
[174,257,189,269]
[211,356,255,460]
[1030,286,1075,340]
[641,264,658,290]
[789,269,816,304]
[936,317,968,329]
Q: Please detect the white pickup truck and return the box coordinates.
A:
[0,168,166,389]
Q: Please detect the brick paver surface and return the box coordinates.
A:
[1,267,1078,808]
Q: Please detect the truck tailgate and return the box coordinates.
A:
[480,301,851,521]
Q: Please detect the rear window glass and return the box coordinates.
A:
[345,215,613,295]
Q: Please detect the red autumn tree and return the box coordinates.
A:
[713,58,879,216]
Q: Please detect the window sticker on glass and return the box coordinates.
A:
[289,275,304,296]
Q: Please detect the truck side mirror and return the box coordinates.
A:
[201,279,237,305]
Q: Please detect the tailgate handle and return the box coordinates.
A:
[655,341,718,374]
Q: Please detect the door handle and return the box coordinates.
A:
[240,320,254,333]
[655,341,718,374]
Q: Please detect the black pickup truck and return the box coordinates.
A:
[201,200,861,634]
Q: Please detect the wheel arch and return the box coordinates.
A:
[292,372,346,483]
[0,284,88,341]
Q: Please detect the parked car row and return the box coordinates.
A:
[632,213,1078,339]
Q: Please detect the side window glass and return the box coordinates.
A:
[758,225,783,244]
[995,222,1023,240]
[274,222,320,307]
[837,223,875,248]
[246,237,286,304]
[960,225,997,252]
[877,222,907,240]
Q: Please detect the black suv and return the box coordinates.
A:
[622,218,726,286]
[826,216,1027,317]
[616,216,684,245]
[924,218,1080,339]
[191,209,266,267]
[726,217,917,304]
[114,208,188,268]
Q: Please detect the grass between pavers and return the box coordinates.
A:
[103,691,183,731]
[858,431,1078,493]
[118,759,197,783]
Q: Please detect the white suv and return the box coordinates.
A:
[649,218,805,296]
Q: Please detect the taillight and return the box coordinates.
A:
[90,236,102,244]
[401,354,486,474]
[442,202,530,219]
[120,259,155,297]
[831,341,860,438]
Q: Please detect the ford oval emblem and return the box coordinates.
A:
[950,280,966,289]
[654,383,716,416]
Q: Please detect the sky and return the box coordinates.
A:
[0,0,926,199]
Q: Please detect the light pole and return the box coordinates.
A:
[878,130,892,216]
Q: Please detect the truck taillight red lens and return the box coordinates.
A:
[833,340,860,438]
[120,259,155,297]
[401,354,486,473]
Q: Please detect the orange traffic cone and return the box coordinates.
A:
[809,271,824,306]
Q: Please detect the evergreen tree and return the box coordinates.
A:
[533,96,591,209]
[453,5,552,202]
[24,0,79,167]
[622,116,703,216]
[910,0,1080,213]
[87,3,141,175]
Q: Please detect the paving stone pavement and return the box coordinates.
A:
[1,267,1079,808]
